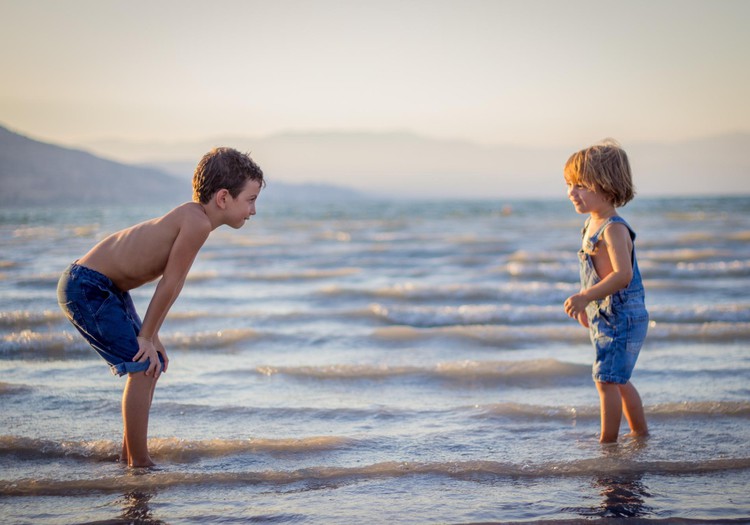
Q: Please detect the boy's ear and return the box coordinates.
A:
[214,189,231,209]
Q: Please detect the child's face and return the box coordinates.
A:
[565,179,612,216]
[226,180,262,229]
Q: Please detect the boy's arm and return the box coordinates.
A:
[564,223,633,319]
[134,218,211,376]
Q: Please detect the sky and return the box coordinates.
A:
[0,0,750,198]
[0,0,749,198]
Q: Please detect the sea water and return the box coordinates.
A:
[1,196,749,524]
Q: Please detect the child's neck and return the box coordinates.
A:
[589,205,617,223]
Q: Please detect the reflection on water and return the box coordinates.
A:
[564,438,654,519]
[117,491,165,525]
[562,475,653,519]
[589,475,653,518]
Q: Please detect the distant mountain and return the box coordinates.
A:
[0,125,187,207]
[0,125,364,206]
[81,131,750,198]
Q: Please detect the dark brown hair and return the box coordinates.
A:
[192,147,265,204]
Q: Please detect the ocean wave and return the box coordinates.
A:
[0,330,79,355]
[373,324,587,346]
[0,328,260,356]
[646,322,750,341]
[369,303,750,327]
[236,267,362,281]
[256,358,589,384]
[372,322,750,345]
[11,274,62,288]
[647,401,750,418]
[320,282,576,303]
[649,304,750,324]
[642,259,750,279]
[477,401,750,421]
[0,435,353,463]
[503,261,576,281]
[369,303,565,327]
[2,457,749,496]
[161,329,260,349]
[642,248,734,263]
[156,401,397,422]
[0,310,64,328]
[0,381,33,396]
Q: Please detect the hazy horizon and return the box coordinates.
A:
[1,0,749,197]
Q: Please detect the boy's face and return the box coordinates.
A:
[226,180,262,229]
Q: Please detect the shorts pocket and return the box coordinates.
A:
[81,282,117,319]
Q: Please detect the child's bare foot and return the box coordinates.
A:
[128,456,156,468]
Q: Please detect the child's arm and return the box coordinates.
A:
[133,218,211,376]
[564,223,633,320]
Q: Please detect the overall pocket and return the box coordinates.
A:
[626,313,649,355]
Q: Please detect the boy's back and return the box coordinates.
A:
[78,202,211,291]
[57,147,264,467]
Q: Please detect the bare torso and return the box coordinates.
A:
[78,202,209,291]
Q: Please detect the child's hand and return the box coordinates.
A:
[577,310,589,328]
[134,336,162,378]
[153,335,169,374]
[564,293,590,321]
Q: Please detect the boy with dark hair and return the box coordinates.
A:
[58,147,264,467]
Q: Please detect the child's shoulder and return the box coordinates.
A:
[603,215,635,236]
[165,202,210,224]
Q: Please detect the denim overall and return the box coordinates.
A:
[580,216,649,384]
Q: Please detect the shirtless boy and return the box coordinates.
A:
[57,147,264,467]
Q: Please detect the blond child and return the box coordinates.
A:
[563,139,649,443]
[57,147,264,466]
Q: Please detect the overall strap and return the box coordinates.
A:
[580,217,592,240]
[589,216,635,245]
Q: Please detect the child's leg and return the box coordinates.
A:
[595,381,623,443]
[618,381,648,437]
[120,375,159,464]
[121,372,157,467]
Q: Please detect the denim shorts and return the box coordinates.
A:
[587,294,649,384]
[57,263,162,376]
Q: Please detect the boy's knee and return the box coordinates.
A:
[127,371,157,385]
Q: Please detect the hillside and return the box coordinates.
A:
[0,125,364,206]
[83,131,750,199]
[0,125,188,207]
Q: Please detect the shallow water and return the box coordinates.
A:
[1,196,749,523]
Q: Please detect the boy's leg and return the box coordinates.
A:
[595,381,623,443]
[122,372,157,467]
[619,381,648,437]
[120,375,159,464]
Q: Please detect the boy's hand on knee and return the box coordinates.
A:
[154,336,169,374]
[135,336,162,378]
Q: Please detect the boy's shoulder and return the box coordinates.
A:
[164,202,211,226]
[155,202,213,242]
